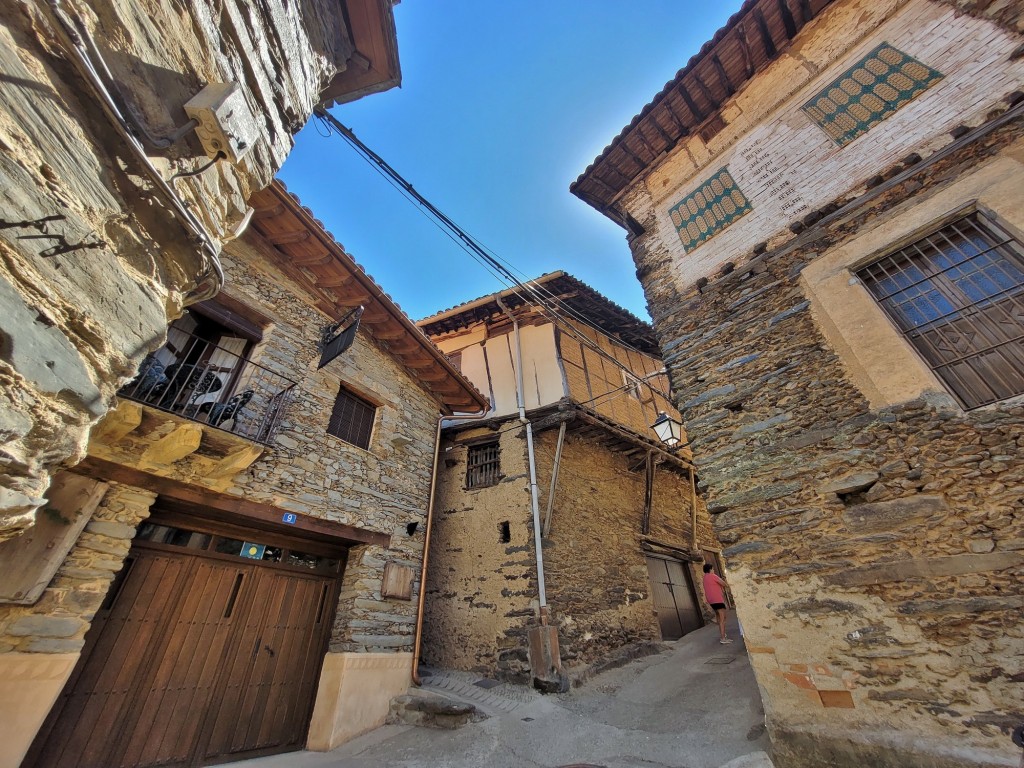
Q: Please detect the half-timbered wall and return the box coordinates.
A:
[557,319,677,438]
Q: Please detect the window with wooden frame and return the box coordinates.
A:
[466,441,501,489]
[622,371,643,400]
[857,212,1024,409]
[327,385,376,449]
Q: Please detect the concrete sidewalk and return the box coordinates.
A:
[233,613,771,768]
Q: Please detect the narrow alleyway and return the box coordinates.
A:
[233,614,770,768]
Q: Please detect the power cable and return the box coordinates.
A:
[311,108,674,404]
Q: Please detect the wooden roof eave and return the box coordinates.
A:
[248,183,488,415]
[570,0,836,220]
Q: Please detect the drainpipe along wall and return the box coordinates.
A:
[495,298,564,692]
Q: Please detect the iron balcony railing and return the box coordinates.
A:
[120,332,297,445]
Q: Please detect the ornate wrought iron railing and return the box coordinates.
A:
[120,333,297,445]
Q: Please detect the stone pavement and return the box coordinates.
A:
[233,613,772,768]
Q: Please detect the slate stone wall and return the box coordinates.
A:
[626,117,1024,767]
[0,0,356,540]
[0,483,156,653]
[217,243,442,654]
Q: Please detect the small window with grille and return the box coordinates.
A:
[857,212,1024,409]
[466,441,501,489]
[327,386,376,449]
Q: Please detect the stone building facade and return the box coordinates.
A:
[0,0,400,542]
[418,274,722,685]
[573,1,1024,766]
[0,181,485,768]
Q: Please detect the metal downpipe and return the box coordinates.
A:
[496,297,548,617]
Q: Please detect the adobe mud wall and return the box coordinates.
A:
[423,420,721,682]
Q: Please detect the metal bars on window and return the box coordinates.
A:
[327,387,376,449]
[466,442,501,489]
[857,213,1024,409]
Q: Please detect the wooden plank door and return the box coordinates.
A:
[25,547,337,768]
[664,558,704,635]
[645,556,703,641]
[25,550,241,768]
[199,570,336,762]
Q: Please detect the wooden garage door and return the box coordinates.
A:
[645,556,703,641]
[25,517,343,768]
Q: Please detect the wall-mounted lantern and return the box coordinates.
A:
[651,411,683,447]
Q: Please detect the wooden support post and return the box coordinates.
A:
[542,421,566,537]
[689,466,698,552]
[641,450,654,535]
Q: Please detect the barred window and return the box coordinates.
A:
[327,386,376,449]
[858,212,1024,409]
[466,441,500,489]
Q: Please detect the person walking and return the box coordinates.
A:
[702,563,732,644]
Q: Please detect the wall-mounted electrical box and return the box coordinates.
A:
[184,82,259,164]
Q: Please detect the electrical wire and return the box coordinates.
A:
[169,152,225,180]
[312,108,674,404]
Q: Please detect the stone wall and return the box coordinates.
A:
[0,0,364,539]
[0,235,443,662]
[0,482,155,653]
[422,424,537,680]
[625,113,1024,767]
[423,419,720,681]
[533,428,719,668]
[222,241,439,652]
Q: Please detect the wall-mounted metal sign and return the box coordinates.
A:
[318,306,363,369]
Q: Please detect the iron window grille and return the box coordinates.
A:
[857,212,1024,409]
[327,386,376,449]
[466,441,501,489]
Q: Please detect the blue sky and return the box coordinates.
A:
[279,2,742,321]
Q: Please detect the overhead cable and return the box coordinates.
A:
[311,108,675,404]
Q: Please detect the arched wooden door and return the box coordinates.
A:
[25,515,344,768]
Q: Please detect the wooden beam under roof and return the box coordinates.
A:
[676,84,706,123]
[735,23,756,78]
[688,69,719,112]
[253,203,285,219]
[776,0,799,37]
[711,53,735,97]
[268,229,312,246]
[752,7,777,57]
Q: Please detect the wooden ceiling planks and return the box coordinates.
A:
[570,0,836,220]
[245,182,487,413]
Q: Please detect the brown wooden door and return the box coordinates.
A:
[26,540,339,768]
[645,556,703,640]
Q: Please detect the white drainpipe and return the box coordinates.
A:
[495,297,548,618]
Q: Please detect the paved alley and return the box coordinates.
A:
[232,614,770,768]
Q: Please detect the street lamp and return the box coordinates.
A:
[651,411,683,447]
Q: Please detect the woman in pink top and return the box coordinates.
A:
[702,563,732,644]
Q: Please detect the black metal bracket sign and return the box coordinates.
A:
[318,306,363,369]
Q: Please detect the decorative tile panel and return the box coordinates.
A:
[668,167,752,253]
[802,42,944,147]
